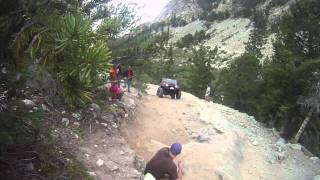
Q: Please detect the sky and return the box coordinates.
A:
[110,0,171,24]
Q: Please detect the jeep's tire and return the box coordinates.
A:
[157,87,164,98]
[176,90,181,99]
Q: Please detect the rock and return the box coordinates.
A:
[72,113,81,120]
[85,154,90,159]
[275,138,286,152]
[276,152,286,162]
[101,115,113,122]
[73,122,80,126]
[90,103,101,112]
[94,145,98,148]
[26,64,62,105]
[75,134,79,139]
[88,172,96,176]
[96,159,104,167]
[310,157,319,161]
[195,133,210,143]
[252,141,259,146]
[100,123,108,127]
[61,118,70,126]
[111,165,118,171]
[313,175,320,180]
[132,169,141,178]
[22,99,35,107]
[41,104,49,111]
[119,150,125,155]
[288,143,302,151]
[134,155,145,171]
[90,103,101,118]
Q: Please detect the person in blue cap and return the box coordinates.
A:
[144,143,183,180]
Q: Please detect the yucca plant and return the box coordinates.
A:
[12,11,112,108]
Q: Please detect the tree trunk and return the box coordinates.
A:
[294,108,314,143]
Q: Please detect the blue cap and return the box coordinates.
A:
[170,143,182,155]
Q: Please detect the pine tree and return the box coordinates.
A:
[185,45,216,98]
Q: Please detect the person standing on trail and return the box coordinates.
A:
[144,143,183,180]
[110,65,117,81]
[116,63,122,86]
[123,66,133,93]
[205,84,212,101]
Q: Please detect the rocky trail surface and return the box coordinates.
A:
[121,85,320,180]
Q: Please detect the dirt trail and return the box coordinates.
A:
[122,84,320,180]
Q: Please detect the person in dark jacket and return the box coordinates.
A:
[123,66,133,92]
[144,143,183,180]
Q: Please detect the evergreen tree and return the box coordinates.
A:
[245,9,269,58]
[185,45,216,98]
[218,53,262,114]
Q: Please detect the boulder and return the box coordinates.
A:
[96,159,104,167]
[26,64,62,105]
[21,99,35,107]
[61,118,70,126]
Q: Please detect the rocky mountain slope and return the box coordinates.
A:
[154,0,294,60]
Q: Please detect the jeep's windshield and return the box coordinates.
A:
[162,78,177,85]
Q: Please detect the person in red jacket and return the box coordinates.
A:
[110,65,117,81]
[109,81,123,101]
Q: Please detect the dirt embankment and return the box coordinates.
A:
[122,84,320,180]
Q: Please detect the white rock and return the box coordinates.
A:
[72,113,81,120]
[100,123,108,127]
[85,154,90,159]
[124,114,129,118]
[22,99,35,107]
[94,145,98,148]
[62,118,70,126]
[96,159,104,167]
[88,172,96,176]
[73,122,80,126]
[75,134,79,139]
[310,157,319,161]
[252,141,259,146]
[41,104,49,111]
[288,143,302,151]
[119,150,125,155]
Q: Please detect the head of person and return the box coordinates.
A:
[169,143,182,158]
